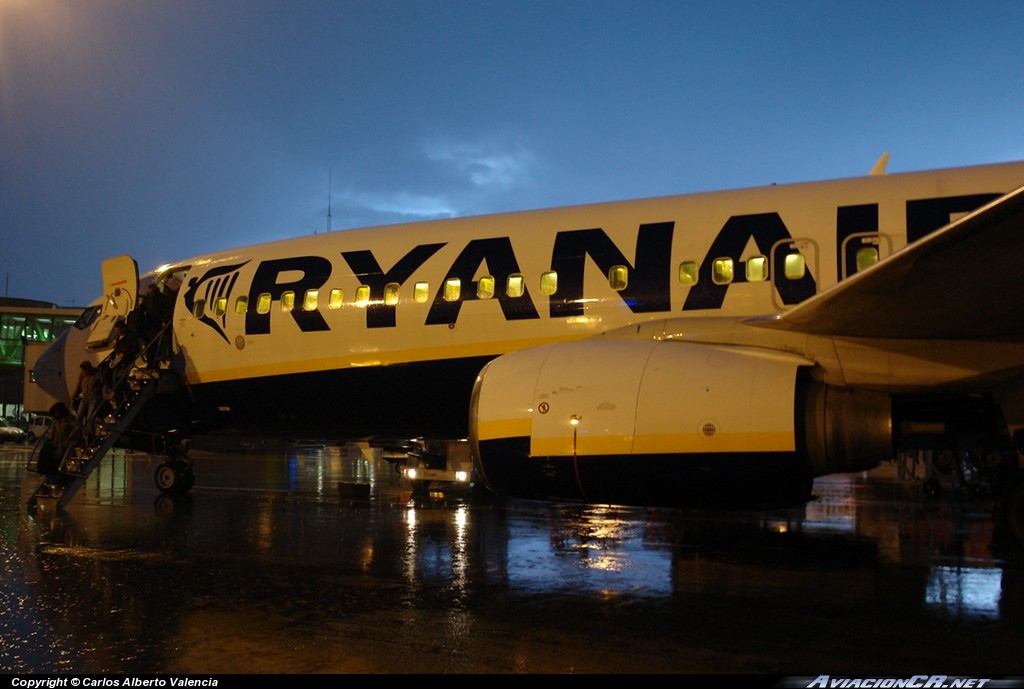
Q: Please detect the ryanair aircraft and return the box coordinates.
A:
[31,158,1024,522]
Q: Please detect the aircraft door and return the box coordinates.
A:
[840,232,892,280]
[86,255,139,350]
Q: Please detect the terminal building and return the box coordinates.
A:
[0,297,83,419]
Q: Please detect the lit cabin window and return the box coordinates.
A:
[477,276,495,299]
[746,256,768,282]
[328,289,344,309]
[679,261,699,286]
[712,258,734,285]
[856,247,879,272]
[414,282,430,303]
[213,297,227,317]
[444,278,461,302]
[784,253,806,280]
[192,299,206,318]
[355,285,370,307]
[234,296,248,315]
[507,274,525,298]
[303,289,318,311]
[384,282,400,306]
[281,291,295,312]
[608,265,628,291]
[539,271,557,296]
[256,293,272,314]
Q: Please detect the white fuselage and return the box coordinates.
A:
[159,161,1024,389]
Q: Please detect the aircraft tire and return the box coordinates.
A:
[154,459,195,494]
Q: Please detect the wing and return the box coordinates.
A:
[749,183,1024,339]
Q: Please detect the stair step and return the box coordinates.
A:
[27,376,161,510]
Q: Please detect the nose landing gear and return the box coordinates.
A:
[155,459,195,493]
[154,439,195,494]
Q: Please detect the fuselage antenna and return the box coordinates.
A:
[324,169,332,235]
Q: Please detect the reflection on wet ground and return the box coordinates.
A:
[1,442,1023,674]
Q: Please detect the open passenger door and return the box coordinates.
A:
[86,255,139,350]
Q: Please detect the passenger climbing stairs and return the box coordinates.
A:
[28,367,161,509]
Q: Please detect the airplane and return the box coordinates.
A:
[28,156,1024,538]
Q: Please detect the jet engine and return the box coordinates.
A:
[469,339,891,508]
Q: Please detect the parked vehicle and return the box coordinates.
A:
[26,415,53,442]
[0,418,27,444]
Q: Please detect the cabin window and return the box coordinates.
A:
[678,261,699,286]
[280,291,295,312]
[608,265,628,291]
[746,256,768,282]
[213,297,227,317]
[784,253,806,280]
[328,289,344,309]
[856,247,879,272]
[539,271,558,296]
[477,276,495,299]
[303,289,319,311]
[414,282,430,304]
[384,282,400,306]
[507,274,525,298]
[192,299,206,318]
[355,285,370,307]
[256,293,272,314]
[444,278,461,302]
[234,296,248,315]
[712,258,734,285]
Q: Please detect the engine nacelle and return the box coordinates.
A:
[470,339,891,508]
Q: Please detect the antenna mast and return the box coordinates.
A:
[324,169,332,235]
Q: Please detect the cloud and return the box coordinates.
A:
[328,132,539,227]
[424,135,535,190]
[336,188,457,220]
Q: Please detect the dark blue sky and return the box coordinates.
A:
[3,0,1023,306]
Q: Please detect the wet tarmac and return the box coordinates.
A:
[1,441,1023,675]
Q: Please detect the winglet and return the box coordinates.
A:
[869,152,890,176]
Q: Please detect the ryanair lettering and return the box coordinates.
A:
[181,194,996,342]
[422,237,539,325]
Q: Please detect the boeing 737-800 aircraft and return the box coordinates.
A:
[29,158,1024,532]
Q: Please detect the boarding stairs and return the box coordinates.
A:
[28,364,162,510]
